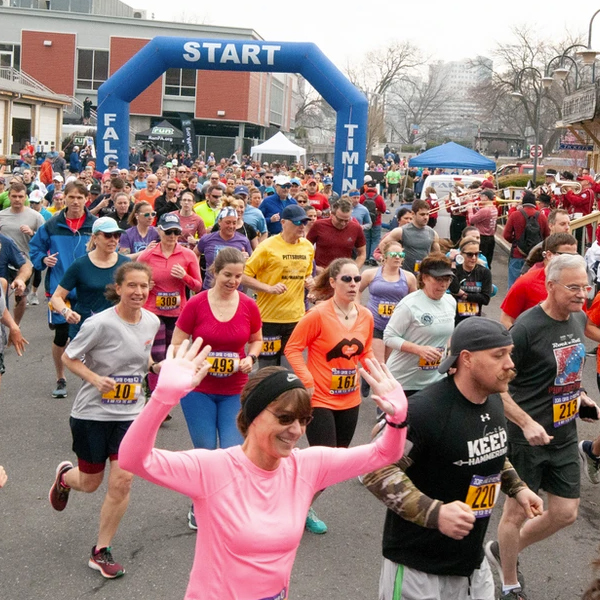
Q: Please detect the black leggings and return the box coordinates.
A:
[306,406,361,449]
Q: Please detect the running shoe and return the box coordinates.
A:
[52,378,67,398]
[485,540,525,591]
[28,293,39,306]
[188,505,197,531]
[305,507,327,534]
[501,589,528,600]
[579,440,600,484]
[88,546,125,578]
[49,460,73,511]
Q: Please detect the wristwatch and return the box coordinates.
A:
[248,354,258,365]
[61,307,69,317]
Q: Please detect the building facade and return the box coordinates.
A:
[0,2,299,156]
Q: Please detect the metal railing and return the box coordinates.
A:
[0,66,54,93]
[66,96,97,125]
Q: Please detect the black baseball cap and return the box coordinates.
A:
[438,318,513,374]
[281,204,310,223]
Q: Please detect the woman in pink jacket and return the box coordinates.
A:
[119,339,408,600]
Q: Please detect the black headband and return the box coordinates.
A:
[243,370,306,426]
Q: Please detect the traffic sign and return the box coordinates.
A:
[530,144,543,158]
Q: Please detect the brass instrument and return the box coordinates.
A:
[554,173,582,194]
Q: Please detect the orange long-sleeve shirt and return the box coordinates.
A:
[285,299,375,410]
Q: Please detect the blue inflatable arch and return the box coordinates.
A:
[96,37,368,193]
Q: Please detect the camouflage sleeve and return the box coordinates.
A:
[500,457,528,498]
[362,457,442,529]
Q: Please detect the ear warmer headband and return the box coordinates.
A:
[242,370,306,425]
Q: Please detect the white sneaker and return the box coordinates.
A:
[28,293,39,306]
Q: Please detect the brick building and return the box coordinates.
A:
[0,1,299,156]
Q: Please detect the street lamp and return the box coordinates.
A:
[511,67,544,187]
[545,51,581,88]
[575,9,600,80]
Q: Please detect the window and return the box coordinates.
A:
[165,68,195,97]
[269,78,284,126]
[77,49,108,90]
[0,43,21,70]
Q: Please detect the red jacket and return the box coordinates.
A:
[503,205,550,258]
[565,188,594,215]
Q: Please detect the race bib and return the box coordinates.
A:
[261,336,282,357]
[465,473,501,518]
[206,351,239,377]
[553,393,580,427]
[330,368,357,395]
[378,303,395,317]
[156,291,181,311]
[418,347,445,370]
[101,375,142,405]
[457,301,479,317]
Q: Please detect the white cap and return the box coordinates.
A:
[53,174,64,182]
[274,175,291,186]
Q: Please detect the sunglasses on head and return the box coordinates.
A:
[462,251,478,258]
[387,251,405,258]
[340,275,362,283]
[265,408,313,427]
[99,231,121,239]
[141,211,156,217]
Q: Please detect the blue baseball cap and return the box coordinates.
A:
[92,216,124,234]
[234,185,249,196]
[157,213,182,231]
[281,204,310,223]
[290,178,301,186]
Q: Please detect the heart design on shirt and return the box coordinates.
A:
[342,344,359,357]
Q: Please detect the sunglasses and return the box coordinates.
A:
[279,184,291,189]
[264,176,273,179]
[141,211,156,217]
[296,200,308,204]
[265,408,313,427]
[387,251,405,258]
[162,229,181,236]
[98,231,121,239]
[178,170,186,173]
[290,220,307,226]
[167,187,177,191]
[462,251,478,258]
[340,275,362,283]
[210,194,222,200]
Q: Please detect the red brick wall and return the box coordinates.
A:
[109,37,162,116]
[195,71,250,121]
[247,72,262,126]
[21,31,76,96]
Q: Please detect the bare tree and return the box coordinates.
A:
[472,27,586,154]
[386,69,453,145]
[293,77,336,142]
[345,41,423,157]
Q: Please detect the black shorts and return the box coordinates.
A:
[373,327,384,340]
[388,183,399,193]
[6,267,30,300]
[0,352,5,375]
[259,321,298,367]
[69,417,133,474]
[508,440,580,499]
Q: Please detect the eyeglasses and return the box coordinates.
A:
[340,275,362,283]
[556,283,593,293]
[264,176,273,179]
[167,187,177,191]
[290,220,307,226]
[265,408,313,427]
[461,251,478,258]
[141,211,156,218]
[162,230,181,236]
[98,231,121,239]
[387,251,405,258]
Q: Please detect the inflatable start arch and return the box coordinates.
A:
[96,37,368,193]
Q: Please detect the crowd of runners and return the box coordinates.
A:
[1,151,600,600]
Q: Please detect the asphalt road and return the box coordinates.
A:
[2,216,600,600]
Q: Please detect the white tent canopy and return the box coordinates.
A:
[250,131,306,160]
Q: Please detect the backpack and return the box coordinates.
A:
[362,194,378,223]
[515,208,543,256]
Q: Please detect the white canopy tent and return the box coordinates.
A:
[250,131,306,161]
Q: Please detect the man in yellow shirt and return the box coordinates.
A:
[194,185,223,230]
[242,204,314,367]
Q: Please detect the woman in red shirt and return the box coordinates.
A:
[172,247,263,529]
[138,213,202,395]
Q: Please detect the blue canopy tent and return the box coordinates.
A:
[409,142,496,171]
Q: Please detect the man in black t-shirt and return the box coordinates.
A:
[364,318,542,600]
[489,254,600,599]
